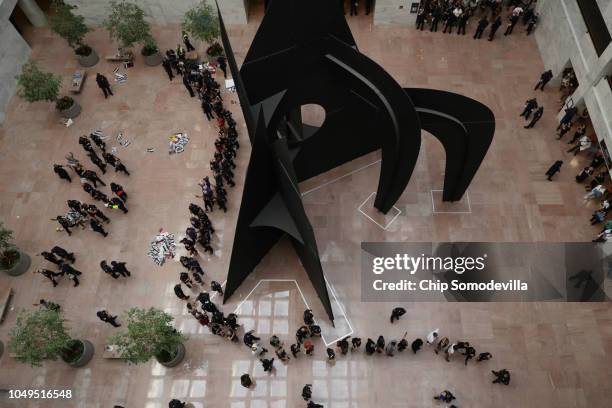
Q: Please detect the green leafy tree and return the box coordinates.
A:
[182,1,220,43]
[0,221,19,267]
[48,0,89,50]
[8,309,72,367]
[103,1,154,49]
[16,60,62,103]
[109,308,186,364]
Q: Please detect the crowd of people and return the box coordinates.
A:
[415,0,539,40]
[527,68,612,241]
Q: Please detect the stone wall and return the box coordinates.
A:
[0,0,30,125]
[534,0,612,155]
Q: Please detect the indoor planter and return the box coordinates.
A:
[48,0,98,67]
[16,60,80,119]
[56,96,81,119]
[8,308,94,368]
[103,1,160,66]
[0,222,30,276]
[75,45,99,68]
[142,40,162,66]
[109,307,186,367]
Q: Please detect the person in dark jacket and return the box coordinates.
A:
[545,160,563,181]
[473,16,489,39]
[520,98,538,119]
[488,15,502,41]
[524,106,544,128]
[534,69,553,91]
[95,73,113,98]
[53,164,71,182]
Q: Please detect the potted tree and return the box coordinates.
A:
[0,221,30,276]
[8,308,94,367]
[109,307,186,367]
[103,1,162,66]
[16,60,81,119]
[183,0,221,61]
[48,0,99,67]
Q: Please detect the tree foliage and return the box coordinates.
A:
[48,0,89,49]
[103,1,153,49]
[16,61,62,103]
[8,309,72,367]
[109,308,185,365]
[182,1,220,43]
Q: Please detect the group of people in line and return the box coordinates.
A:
[529,70,612,241]
[416,0,539,40]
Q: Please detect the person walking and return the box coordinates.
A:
[535,69,553,91]
[61,263,82,287]
[82,169,106,187]
[545,160,563,181]
[519,98,538,119]
[96,73,113,98]
[106,197,128,214]
[162,58,174,81]
[526,12,539,35]
[411,338,423,354]
[39,251,63,266]
[488,15,502,41]
[492,369,511,385]
[524,106,544,128]
[97,310,121,327]
[53,164,72,183]
[477,351,493,361]
[110,182,128,202]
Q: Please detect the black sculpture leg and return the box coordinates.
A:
[404,88,495,202]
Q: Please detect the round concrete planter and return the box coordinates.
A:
[62,339,94,368]
[1,251,31,276]
[59,100,81,119]
[77,49,99,67]
[143,51,163,66]
[156,343,185,367]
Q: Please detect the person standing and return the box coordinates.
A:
[411,338,423,354]
[182,31,195,52]
[162,58,174,81]
[217,56,228,79]
[365,0,373,15]
[97,310,121,327]
[430,6,441,32]
[526,12,538,35]
[456,11,469,35]
[474,16,489,39]
[350,0,358,16]
[90,219,108,237]
[534,69,553,91]
[416,6,426,30]
[503,13,520,36]
[61,263,82,287]
[488,15,502,41]
[524,106,544,128]
[39,251,63,266]
[492,369,511,385]
[182,74,195,97]
[53,164,72,183]
[96,73,113,98]
[390,307,406,323]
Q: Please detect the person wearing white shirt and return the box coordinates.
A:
[426,328,439,345]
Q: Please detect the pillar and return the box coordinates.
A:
[17,0,47,27]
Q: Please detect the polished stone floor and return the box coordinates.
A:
[0,5,611,408]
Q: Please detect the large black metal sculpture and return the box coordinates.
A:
[218,0,495,322]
